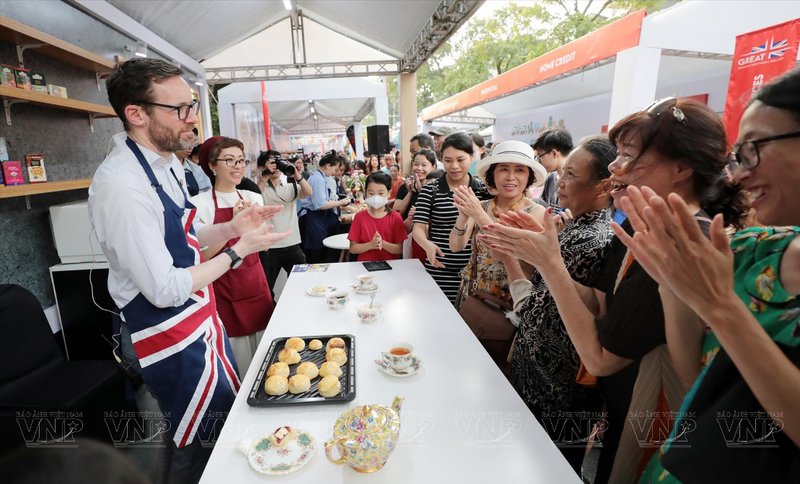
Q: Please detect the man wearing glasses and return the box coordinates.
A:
[89,59,288,483]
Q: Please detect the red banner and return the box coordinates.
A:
[722,19,800,146]
[421,10,646,121]
[260,80,271,150]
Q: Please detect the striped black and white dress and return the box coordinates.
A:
[413,175,489,304]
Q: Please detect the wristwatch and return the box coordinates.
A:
[223,248,243,269]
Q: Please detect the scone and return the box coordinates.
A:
[326,347,347,366]
[288,374,311,394]
[318,375,342,397]
[266,362,290,377]
[296,361,319,379]
[277,348,301,364]
[319,361,343,378]
[326,337,346,352]
[264,375,289,396]
[285,337,305,352]
[308,339,323,351]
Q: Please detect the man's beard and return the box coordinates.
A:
[148,118,188,153]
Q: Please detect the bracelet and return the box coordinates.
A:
[452,225,467,235]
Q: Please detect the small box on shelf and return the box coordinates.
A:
[14,67,31,91]
[30,71,47,94]
[47,84,67,98]
[25,153,47,183]
[0,64,16,87]
[2,161,25,186]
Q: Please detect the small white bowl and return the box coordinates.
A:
[357,304,381,323]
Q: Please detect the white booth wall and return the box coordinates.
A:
[492,70,730,144]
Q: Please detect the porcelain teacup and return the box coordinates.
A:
[381,342,413,371]
[326,290,350,310]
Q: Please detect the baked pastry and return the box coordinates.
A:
[318,375,341,397]
[288,374,311,394]
[277,348,301,364]
[285,337,305,352]
[308,339,323,351]
[264,375,289,396]
[266,362,290,377]
[319,361,343,378]
[296,361,319,379]
[269,426,297,447]
[326,348,347,366]
[326,337,346,352]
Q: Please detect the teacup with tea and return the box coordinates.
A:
[326,290,350,310]
[381,342,414,371]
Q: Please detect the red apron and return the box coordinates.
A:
[210,188,273,337]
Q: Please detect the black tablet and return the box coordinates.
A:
[362,260,392,271]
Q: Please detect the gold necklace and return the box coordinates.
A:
[491,195,527,220]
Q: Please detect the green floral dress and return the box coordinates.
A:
[639,226,800,483]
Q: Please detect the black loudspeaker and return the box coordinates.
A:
[366,125,390,155]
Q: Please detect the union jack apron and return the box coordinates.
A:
[120,138,240,448]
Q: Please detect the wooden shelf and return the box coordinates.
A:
[0,178,91,199]
[0,16,115,73]
[0,85,115,117]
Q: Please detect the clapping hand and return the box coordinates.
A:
[553,208,574,232]
[371,231,383,251]
[611,185,735,318]
[479,208,561,270]
[230,204,282,237]
[452,185,483,220]
[237,223,292,256]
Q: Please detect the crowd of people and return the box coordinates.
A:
[71,57,800,483]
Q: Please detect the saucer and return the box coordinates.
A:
[243,428,315,475]
[374,355,422,377]
[306,285,335,297]
[353,284,379,294]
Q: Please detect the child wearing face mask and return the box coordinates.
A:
[348,171,407,261]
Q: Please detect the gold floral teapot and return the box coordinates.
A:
[324,396,403,473]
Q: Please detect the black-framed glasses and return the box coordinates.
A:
[645,97,687,124]
[729,130,800,171]
[215,158,250,167]
[136,99,198,121]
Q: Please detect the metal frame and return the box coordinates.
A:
[435,114,495,125]
[400,0,484,72]
[206,61,400,84]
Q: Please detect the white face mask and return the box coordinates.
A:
[365,195,388,209]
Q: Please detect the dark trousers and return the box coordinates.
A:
[265,244,306,293]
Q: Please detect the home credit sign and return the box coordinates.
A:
[421,10,646,121]
[722,19,800,145]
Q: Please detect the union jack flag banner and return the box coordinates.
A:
[723,19,800,145]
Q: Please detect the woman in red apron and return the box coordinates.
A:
[193,137,273,376]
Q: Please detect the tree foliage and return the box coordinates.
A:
[415,0,673,109]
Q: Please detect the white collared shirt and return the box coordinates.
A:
[88,133,195,310]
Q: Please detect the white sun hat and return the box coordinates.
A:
[475,140,548,187]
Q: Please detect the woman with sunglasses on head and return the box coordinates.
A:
[192,136,275,377]
[481,98,747,483]
[616,69,800,484]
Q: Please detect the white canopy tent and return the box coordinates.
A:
[72,0,484,160]
[421,1,800,144]
[217,77,389,155]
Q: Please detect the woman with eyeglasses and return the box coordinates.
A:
[614,69,800,484]
[481,98,748,483]
[193,136,273,377]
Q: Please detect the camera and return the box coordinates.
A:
[275,159,296,177]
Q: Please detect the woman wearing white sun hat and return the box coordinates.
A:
[449,140,548,367]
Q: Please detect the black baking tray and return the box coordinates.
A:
[247,334,356,406]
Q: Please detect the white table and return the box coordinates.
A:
[323,233,350,262]
[200,259,580,483]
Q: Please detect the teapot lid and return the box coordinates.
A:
[338,404,395,435]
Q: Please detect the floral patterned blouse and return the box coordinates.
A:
[457,200,543,307]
